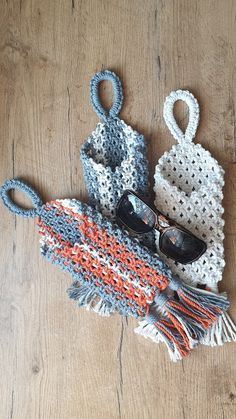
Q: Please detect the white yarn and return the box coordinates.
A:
[81,119,149,218]
[134,321,182,362]
[153,89,236,347]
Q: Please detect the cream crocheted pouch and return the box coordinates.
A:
[153,90,236,346]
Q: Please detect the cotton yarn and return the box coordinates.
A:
[0,178,229,361]
[153,89,236,346]
[80,70,149,218]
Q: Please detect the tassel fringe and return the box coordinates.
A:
[134,318,190,362]
[67,282,115,317]
[168,279,229,327]
[153,291,206,350]
[68,277,230,360]
[158,298,202,348]
[135,279,230,361]
[201,312,236,346]
[135,298,194,361]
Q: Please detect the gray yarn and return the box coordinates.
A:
[0,179,42,218]
[154,291,169,308]
[81,70,155,250]
[80,70,149,218]
[168,276,182,291]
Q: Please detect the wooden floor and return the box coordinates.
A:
[1,1,236,418]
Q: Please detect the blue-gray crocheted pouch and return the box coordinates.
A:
[80,70,149,218]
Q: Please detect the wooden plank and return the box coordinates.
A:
[0,1,236,418]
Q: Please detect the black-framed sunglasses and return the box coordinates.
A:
[116,190,207,264]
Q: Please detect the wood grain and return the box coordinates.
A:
[0,1,236,418]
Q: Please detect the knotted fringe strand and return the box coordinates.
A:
[67,282,115,316]
[168,277,229,328]
[136,280,229,362]
[201,312,236,346]
[135,291,201,361]
[135,315,190,362]
[153,292,203,348]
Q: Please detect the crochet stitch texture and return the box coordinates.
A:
[0,179,229,361]
[155,90,224,288]
[153,89,236,345]
[80,70,149,218]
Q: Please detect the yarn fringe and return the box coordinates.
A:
[167,280,229,335]
[67,282,115,317]
[134,318,190,362]
[135,282,229,361]
[201,312,236,346]
[172,282,229,324]
[156,297,202,349]
[152,288,221,350]
[135,294,197,361]
[136,311,236,359]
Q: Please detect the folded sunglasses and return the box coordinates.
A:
[116,190,207,264]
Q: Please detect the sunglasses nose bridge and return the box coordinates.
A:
[154,213,171,233]
[154,220,163,233]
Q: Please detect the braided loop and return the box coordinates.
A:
[163,90,199,144]
[0,179,42,218]
[90,70,123,121]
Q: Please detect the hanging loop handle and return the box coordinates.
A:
[163,90,200,144]
[90,70,123,121]
[0,179,43,218]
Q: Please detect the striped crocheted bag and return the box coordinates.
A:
[0,179,229,361]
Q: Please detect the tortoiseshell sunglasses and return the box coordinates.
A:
[116,190,207,264]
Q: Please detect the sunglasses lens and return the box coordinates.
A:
[160,227,206,264]
[117,193,156,233]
